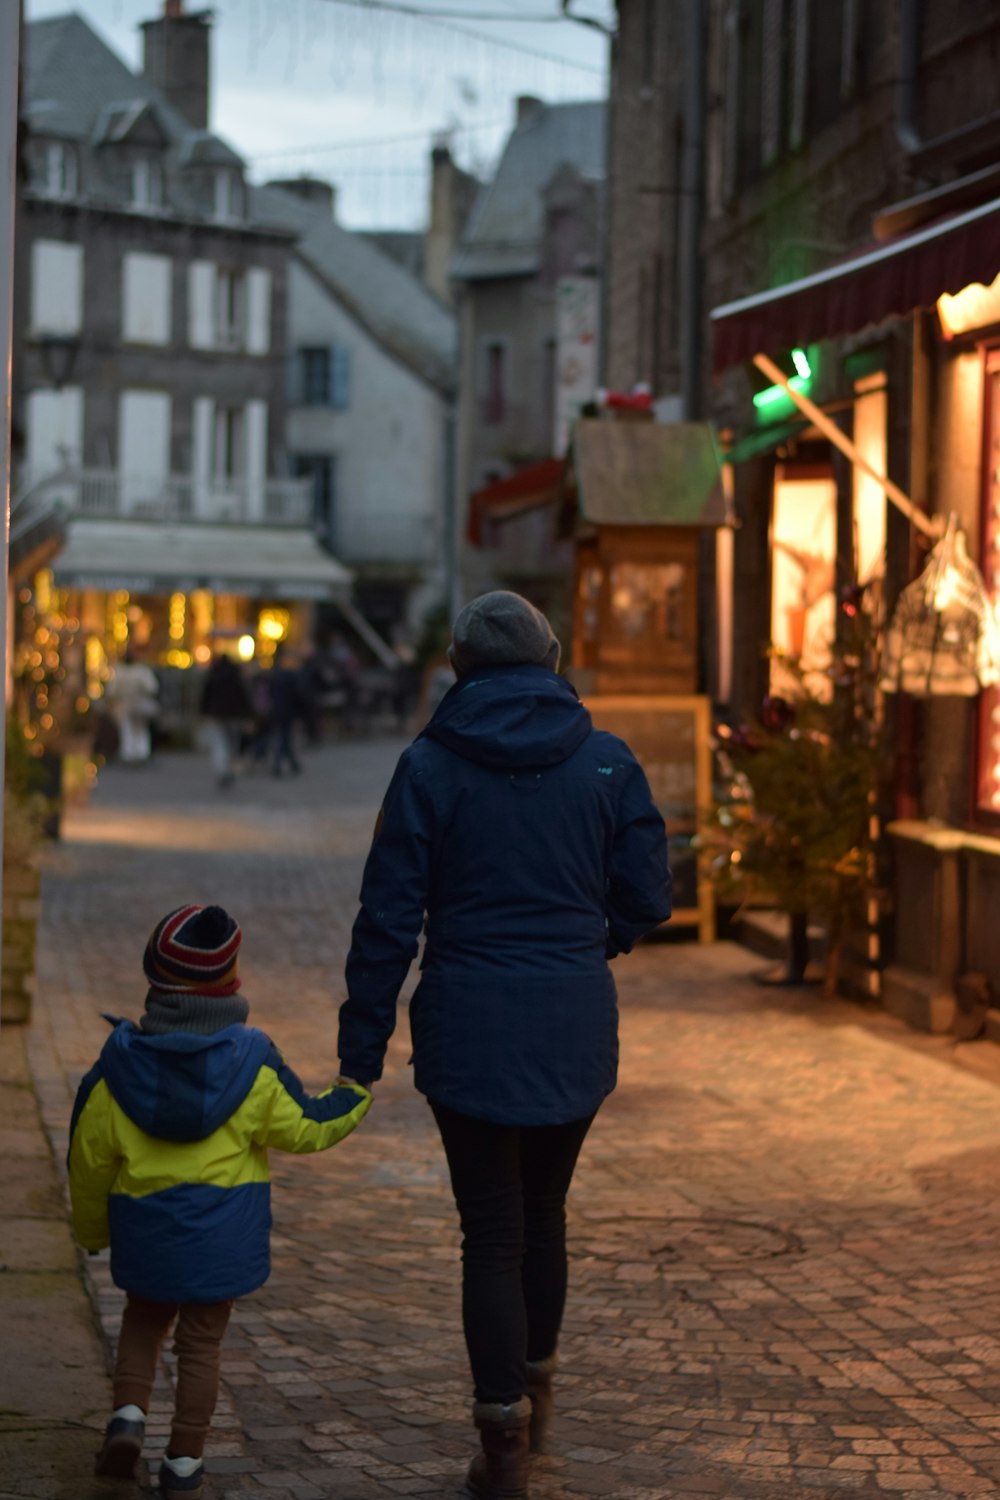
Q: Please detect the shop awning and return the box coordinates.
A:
[711,194,1000,372]
[573,419,728,525]
[467,458,569,545]
[51,520,353,600]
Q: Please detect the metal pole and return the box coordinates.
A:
[0,6,19,1025]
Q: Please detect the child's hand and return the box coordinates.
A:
[337,1074,372,1091]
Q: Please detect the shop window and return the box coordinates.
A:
[852,373,887,584]
[769,467,837,700]
[976,353,1000,817]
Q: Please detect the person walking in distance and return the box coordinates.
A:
[68,904,372,1498]
[198,652,252,788]
[337,591,671,1499]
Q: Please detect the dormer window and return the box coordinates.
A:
[38,141,77,199]
[131,158,165,212]
[213,169,243,223]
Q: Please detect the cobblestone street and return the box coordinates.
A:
[28,737,1000,1500]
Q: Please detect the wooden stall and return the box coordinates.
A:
[569,419,729,942]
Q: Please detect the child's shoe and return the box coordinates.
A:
[160,1453,205,1499]
[94,1405,145,1478]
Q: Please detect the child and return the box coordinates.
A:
[68,904,371,1499]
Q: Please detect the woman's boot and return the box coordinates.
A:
[466,1397,531,1499]
[525,1353,557,1454]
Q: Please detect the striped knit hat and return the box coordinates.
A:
[143,905,242,995]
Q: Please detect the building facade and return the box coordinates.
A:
[256,178,458,646]
[452,97,606,613]
[607,0,1000,1024]
[13,5,347,711]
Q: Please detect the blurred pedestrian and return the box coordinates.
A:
[68,903,371,1500]
[338,591,671,1499]
[199,653,252,788]
[104,650,159,765]
[298,643,333,745]
[267,645,304,777]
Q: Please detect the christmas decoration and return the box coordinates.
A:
[702,585,886,993]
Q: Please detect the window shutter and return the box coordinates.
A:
[123,252,172,345]
[331,345,351,409]
[118,391,171,492]
[25,387,84,479]
[246,268,271,355]
[192,397,215,511]
[30,240,84,336]
[188,261,215,349]
[245,400,268,519]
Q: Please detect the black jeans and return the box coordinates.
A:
[431,1100,596,1404]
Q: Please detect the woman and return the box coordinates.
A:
[338,591,671,1499]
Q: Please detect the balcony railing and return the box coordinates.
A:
[27,469,314,526]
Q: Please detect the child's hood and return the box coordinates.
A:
[99,1021,273,1143]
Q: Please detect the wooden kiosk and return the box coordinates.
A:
[569,419,729,943]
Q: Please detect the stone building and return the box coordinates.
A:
[255,178,457,646]
[452,96,606,611]
[13,4,347,688]
[607,0,1000,1026]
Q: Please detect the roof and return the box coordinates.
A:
[23,12,245,205]
[253,184,457,396]
[452,101,606,281]
[573,420,728,527]
[52,519,352,600]
[711,194,1000,371]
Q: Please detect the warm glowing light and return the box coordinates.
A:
[938,272,1000,338]
[258,608,290,642]
[237,634,256,661]
[194,643,212,664]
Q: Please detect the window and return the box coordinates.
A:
[293,453,337,544]
[482,341,506,425]
[213,170,243,223]
[296,346,351,409]
[131,158,165,212]
[38,141,77,199]
[977,353,1000,818]
[122,252,172,345]
[30,240,83,337]
[806,0,846,135]
[214,406,245,480]
[214,268,245,348]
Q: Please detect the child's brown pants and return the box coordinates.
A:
[113,1294,233,1458]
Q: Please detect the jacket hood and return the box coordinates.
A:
[423,665,592,769]
[99,1022,273,1143]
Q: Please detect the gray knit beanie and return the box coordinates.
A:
[448,591,560,677]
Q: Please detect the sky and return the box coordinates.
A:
[24,0,614,229]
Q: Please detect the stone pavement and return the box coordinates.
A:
[11,735,1000,1500]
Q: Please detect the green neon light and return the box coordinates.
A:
[791,347,811,379]
[753,373,809,410]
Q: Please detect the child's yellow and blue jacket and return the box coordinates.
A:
[68,1020,371,1304]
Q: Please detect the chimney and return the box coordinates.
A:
[267,176,337,220]
[516,95,544,125]
[141,3,213,132]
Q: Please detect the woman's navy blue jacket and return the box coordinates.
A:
[338,665,671,1125]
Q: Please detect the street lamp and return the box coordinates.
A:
[38,332,80,389]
